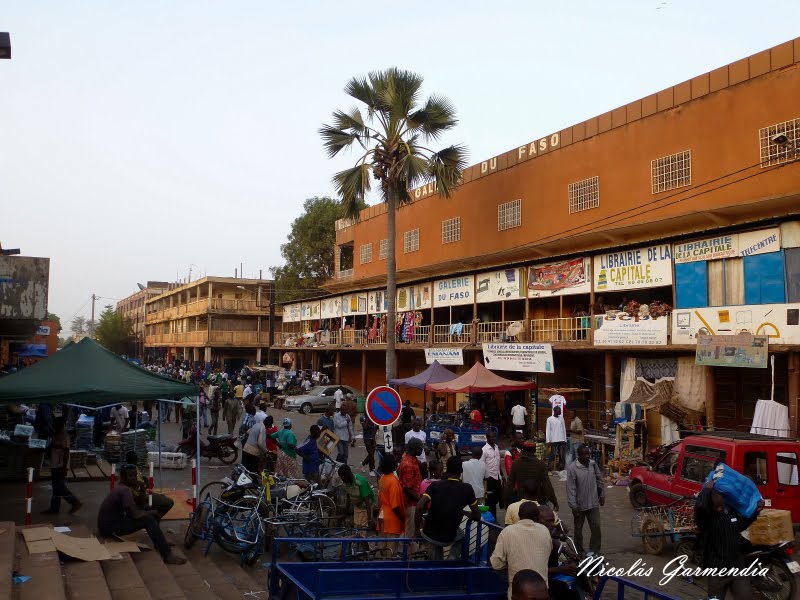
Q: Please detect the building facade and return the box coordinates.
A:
[116,281,170,358]
[144,277,276,370]
[275,37,800,438]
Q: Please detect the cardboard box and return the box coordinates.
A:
[743,509,794,545]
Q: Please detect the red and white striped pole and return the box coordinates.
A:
[148,462,154,508]
[110,463,116,490]
[191,458,197,511]
[25,467,33,525]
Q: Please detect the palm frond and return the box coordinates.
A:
[408,94,458,141]
[333,163,371,219]
[426,144,469,198]
[395,151,428,192]
[344,76,378,111]
[380,68,423,123]
[319,124,363,158]
[332,107,368,136]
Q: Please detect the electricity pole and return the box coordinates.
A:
[91,294,96,338]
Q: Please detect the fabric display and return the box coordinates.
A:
[750,399,790,438]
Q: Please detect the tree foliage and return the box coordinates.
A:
[70,315,86,336]
[95,305,133,354]
[320,68,467,379]
[270,196,364,303]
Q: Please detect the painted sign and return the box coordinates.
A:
[527,257,591,298]
[482,343,554,373]
[434,275,474,307]
[424,348,464,365]
[672,303,800,345]
[397,283,433,312]
[673,227,781,264]
[476,268,525,304]
[593,315,668,346]
[365,386,402,426]
[283,304,301,323]
[368,290,388,314]
[341,294,367,316]
[593,244,673,292]
[300,301,320,321]
[695,334,769,369]
[320,297,342,320]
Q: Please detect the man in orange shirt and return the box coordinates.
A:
[378,454,404,556]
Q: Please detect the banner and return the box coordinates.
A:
[320,297,342,320]
[397,283,432,312]
[482,343,554,373]
[434,275,474,307]
[695,334,768,368]
[593,315,668,346]
[527,258,590,298]
[368,290,388,314]
[283,304,301,323]
[593,244,673,292]
[672,303,800,345]
[300,301,320,320]
[476,268,525,303]
[424,348,464,365]
[673,227,781,264]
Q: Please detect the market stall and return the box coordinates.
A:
[388,360,457,421]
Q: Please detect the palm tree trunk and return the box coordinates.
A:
[385,187,397,381]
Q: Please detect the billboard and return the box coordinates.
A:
[482,343,554,373]
[673,227,780,264]
[695,334,769,368]
[672,303,800,345]
[594,315,669,346]
[527,257,590,298]
[593,244,673,292]
[476,268,525,303]
[0,256,49,320]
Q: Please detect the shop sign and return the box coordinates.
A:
[37,325,51,336]
[397,283,433,312]
[476,268,525,304]
[434,275,474,307]
[320,297,342,320]
[300,301,320,320]
[673,227,780,264]
[368,290,388,314]
[695,334,768,369]
[593,244,673,292]
[424,348,464,365]
[482,343,554,373]
[593,315,668,346]
[283,304,301,323]
[527,257,590,298]
[672,303,800,345]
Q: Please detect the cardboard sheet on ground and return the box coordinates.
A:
[52,531,112,561]
[154,488,192,520]
[116,533,153,550]
[27,539,58,554]
[103,540,142,559]
[22,526,54,542]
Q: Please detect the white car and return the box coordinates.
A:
[282,385,361,414]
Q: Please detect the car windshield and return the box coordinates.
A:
[307,386,328,396]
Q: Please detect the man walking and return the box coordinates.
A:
[462,447,487,503]
[546,405,567,472]
[223,391,240,436]
[333,405,354,463]
[360,414,377,475]
[506,441,559,511]
[566,444,604,556]
[404,417,427,468]
[41,418,82,515]
[208,383,221,435]
[481,430,505,517]
[568,409,584,464]
[297,425,322,484]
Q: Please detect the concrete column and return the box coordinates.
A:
[704,366,716,431]
[361,351,368,395]
[208,282,213,308]
[335,351,342,384]
[192,347,199,365]
[604,352,614,416]
[788,352,800,438]
[256,348,262,364]
[204,347,211,369]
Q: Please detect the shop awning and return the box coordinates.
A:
[426,362,535,393]
[388,361,457,390]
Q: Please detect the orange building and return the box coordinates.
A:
[116,281,170,359]
[276,38,800,438]
[1,319,60,365]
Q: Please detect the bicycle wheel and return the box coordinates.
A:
[214,498,263,553]
[199,480,228,502]
[184,502,208,549]
[313,494,339,528]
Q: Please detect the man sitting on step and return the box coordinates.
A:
[97,464,186,564]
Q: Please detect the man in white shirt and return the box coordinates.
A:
[333,387,344,409]
[462,447,487,502]
[545,405,568,472]
[481,430,505,517]
[510,402,528,437]
[404,418,427,464]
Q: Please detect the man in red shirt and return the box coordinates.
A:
[397,439,423,539]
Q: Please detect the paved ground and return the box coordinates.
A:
[0,405,771,599]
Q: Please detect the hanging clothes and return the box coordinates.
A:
[368,316,378,341]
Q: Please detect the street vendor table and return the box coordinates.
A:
[583,431,616,468]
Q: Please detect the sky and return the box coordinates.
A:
[2,1,799,336]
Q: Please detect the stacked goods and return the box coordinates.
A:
[743,509,794,545]
[69,450,88,468]
[103,432,122,463]
[703,464,762,518]
[75,421,94,451]
[121,429,148,467]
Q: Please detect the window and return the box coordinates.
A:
[498,199,522,231]
[359,243,372,265]
[777,452,799,485]
[568,176,599,214]
[441,217,461,244]
[707,258,744,306]
[744,251,786,304]
[680,446,726,483]
[651,150,691,194]
[654,451,680,476]
[404,229,419,254]
[759,118,800,167]
[379,239,388,260]
[675,261,708,308]
[743,452,769,486]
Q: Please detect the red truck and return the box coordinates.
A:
[628,433,800,523]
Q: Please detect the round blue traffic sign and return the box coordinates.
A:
[365,386,402,426]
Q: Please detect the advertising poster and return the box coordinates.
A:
[593,244,673,291]
[424,348,464,365]
[434,275,474,307]
[368,290,388,314]
[673,227,780,264]
[397,283,433,312]
[283,304,301,323]
[476,268,525,303]
[300,301,320,320]
[320,297,342,320]
[482,343,554,373]
[695,334,768,369]
[672,303,800,345]
[527,258,590,298]
[593,316,668,346]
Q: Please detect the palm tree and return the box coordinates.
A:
[320,68,467,380]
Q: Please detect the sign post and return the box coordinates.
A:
[365,386,403,454]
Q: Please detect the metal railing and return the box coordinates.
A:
[529,316,591,342]
[337,268,354,279]
[411,325,430,344]
[433,323,472,344]
[476,320,521,343]
[209,298,264,312]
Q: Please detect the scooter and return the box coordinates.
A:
[549,531,595,600]
[177,424,239,465]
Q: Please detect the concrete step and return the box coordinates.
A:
[13,527,67,600]
[100,552,154,600]
[0,522,14,600]
[129,549,187,600]
[62,525,113,600]
[161,546,218,600]
[176,549,249,600]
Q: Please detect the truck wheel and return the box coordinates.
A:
[301,403,313,415]
[629,482,647,508]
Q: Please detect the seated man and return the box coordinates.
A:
[123,451,174,518]
[97,464,185,564]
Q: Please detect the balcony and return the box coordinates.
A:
[476,321,523,343]
[145,329,271,346]
[529,317,591,343]
[433,323,472,344]
[209,298,267,313]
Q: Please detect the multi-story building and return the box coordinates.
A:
[276,37,800,438]
[117,281,170,358]
[144,277,276,370]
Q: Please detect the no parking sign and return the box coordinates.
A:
[366,386,402,452]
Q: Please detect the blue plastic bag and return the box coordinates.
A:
[703,463,762,518]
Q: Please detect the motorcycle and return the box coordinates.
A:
[549,531,595,600]
[177,423,239,465]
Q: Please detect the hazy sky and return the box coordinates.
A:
[2,1,799,335]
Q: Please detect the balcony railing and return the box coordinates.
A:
[411,325,430,345]
[529,317,592,342]
[433,323,472,344]
[337,268,354,279]
[476,321,523,343]
[209,298,265,312]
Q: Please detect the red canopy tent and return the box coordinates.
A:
[425,362,535,393]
